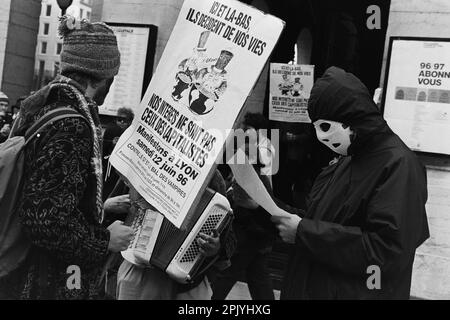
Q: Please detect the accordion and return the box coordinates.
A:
[122,188,232,284]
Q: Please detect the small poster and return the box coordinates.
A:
[269,63,314,123]
[100,25,151,116]
[110,0,284,228]
[383,37,450,155]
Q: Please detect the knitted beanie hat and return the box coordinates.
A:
[0,91,9,104]
[58,16,120,80]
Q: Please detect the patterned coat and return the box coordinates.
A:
[0,84,109,299]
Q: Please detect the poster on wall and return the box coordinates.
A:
[382,37,450,155]
[110,0,285,228]
[269,63,314,123]
[100,24,156,116]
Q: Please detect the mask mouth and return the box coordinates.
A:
[332,143,341,148]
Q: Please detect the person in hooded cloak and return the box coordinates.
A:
[272,66,429,299]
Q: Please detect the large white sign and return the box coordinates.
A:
[383,38,450,155]
[100,25,150,116]
[110,0,284,228]
[269,63,314,123]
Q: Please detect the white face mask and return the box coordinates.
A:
[313,120,354,156]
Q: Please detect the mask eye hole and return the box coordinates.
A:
[319,123,331,132]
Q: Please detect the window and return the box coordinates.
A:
[41,42,47,54]
[43,23,49,35]
[80,9,84,19]
[56,43,63,55]
[46,4,51,16]
[86,11,91,21]
[54,62,60,77]
[38,60,45,87]
[39,60,45,73]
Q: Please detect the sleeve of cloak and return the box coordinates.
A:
[295,157,429,276]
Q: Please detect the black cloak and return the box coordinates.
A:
[281,67,429,299]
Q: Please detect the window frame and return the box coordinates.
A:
[41,41,47,54]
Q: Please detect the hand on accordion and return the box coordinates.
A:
[197,230,220,257]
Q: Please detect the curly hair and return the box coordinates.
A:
[117,107,134,121]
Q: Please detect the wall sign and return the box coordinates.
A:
[382,37,450,155]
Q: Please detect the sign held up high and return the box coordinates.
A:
[110,0,285,228]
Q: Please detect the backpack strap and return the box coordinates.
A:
[24,107,86,146]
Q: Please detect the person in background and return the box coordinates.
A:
[0,91,9,114]
[115,107,134,131]
[0,91,11,142]
[212,112,278,300]
[12,96,27,121]
[272,66,429,299]
[0,17,134,300]
[102,107,134,200]
[99,107,135,298]
[0,112,10,143]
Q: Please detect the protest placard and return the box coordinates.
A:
[269,63,314,123]
[110,0,285,227]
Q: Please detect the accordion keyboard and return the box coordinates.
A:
[180,207,225,263]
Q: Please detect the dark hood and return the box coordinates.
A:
[308,66,390,155]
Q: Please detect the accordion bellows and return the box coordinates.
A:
[122,188,232,284]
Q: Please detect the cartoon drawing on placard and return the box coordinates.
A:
[172,31,211,102]
[278,73,293,96]
[188,49,233,115]
[291,77,304,97]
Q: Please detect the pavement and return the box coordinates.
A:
[225,281,281,300]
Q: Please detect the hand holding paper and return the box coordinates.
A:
[271,214,302,244]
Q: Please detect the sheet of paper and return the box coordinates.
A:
[229,154,291,217]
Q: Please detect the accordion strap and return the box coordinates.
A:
[192,255,220,282]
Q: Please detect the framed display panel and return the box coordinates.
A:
[100,23,157,116]
[382,37,450,156]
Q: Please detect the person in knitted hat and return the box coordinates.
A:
[0,16,134,300]
[58,17,121,106]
